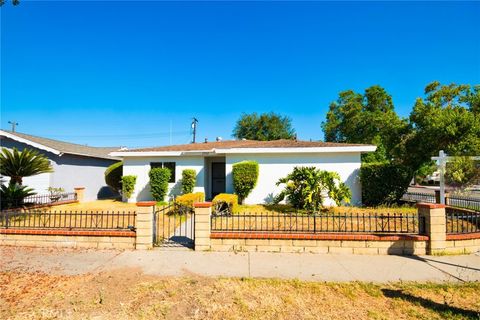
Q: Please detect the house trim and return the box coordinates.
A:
[0,130,61,155]
[110,145,377,157]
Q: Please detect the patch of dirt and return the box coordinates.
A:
[1,269,479,320]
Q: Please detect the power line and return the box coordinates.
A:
[43,130,191,139]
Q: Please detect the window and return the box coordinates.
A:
[150,162,176,183]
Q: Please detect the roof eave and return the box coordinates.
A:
[110,145,377,157]
[0,130,62,155]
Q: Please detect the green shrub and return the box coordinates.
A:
[121,175,137,200]
[360,162,413,206]
[175,192,205,213]
[0,183,36,210]
[212,193,238,214]
[274,167,351,211]
[181,169,196,194]
[232,161,259,203]
[149,167,171,201]
[105,161,122,193]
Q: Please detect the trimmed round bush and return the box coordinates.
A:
[149,167,171,202]
[121,175,137,200]
[181,169,196,194]
[232,161,259,203]
[105,161,123,193]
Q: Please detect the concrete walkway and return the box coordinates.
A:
[1,246,479,283]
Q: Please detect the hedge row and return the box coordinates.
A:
[360,162,413,206]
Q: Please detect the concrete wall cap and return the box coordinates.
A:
[194,202,213,208]
[136,201,157,207]
[417,203,446,209]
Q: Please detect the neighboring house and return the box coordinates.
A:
[0,130,121,201]
[110,139,376,205]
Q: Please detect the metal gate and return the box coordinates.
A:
[153,203,195,248]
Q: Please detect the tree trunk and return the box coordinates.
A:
[10,176,22,185]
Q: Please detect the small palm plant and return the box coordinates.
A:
[0,147,53,185]
[0,183,36,210]
[274,167,351,211]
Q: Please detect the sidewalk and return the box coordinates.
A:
[1,246,479,282]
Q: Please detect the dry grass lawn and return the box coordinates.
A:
[1,270,479,320]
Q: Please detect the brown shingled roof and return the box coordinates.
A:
[1,131,121,160]
[128,139,372,152]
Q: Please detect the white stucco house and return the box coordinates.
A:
[110,139,376,205]
[0,130,121,201]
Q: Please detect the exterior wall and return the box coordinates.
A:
[0,230,135,249]
[122,152,364,204]
[0,137,117,201]
[51,153,117,201]
[123,156,205,202]
[225,152,363,205]
[209,237,427,255]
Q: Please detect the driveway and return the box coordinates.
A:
[1,246,479,283]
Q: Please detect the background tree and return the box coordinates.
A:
[233,112,296,141]
[0,1,20,6]
[445,157,479,188]
[402,82,480,170]
[322,85,410,163]
[0,147,53,185]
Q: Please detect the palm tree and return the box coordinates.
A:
[0,147,53,185]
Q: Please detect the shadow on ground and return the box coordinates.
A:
[382,289,480,319]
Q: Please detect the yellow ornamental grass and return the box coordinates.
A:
[212,193,238,214]
[175,192,205,211]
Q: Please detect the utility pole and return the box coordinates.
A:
[8,121,18,132]
[191,117,198,143]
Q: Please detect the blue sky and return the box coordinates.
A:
[1,1,479,147]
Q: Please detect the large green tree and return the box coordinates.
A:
[0,0,20,6]
[233,112,296,141]
[0,147,53,185]
[402,82,480,170]
[322,85,409,162]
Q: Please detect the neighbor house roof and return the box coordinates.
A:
[110,139,376,157]
[0,130,121,160]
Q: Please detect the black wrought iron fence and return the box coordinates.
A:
[211,211,422,234]
[153,203,194,247]
[446,195,480,212]
[446,207,480,234]
[401,192,436,204]
[0,209,136,231]
[3,192,78,209]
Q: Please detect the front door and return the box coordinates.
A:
[211,162,226,198]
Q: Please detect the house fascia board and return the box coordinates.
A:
[110,145,377,157]
[216,146,377,154]
[0,130,61,155]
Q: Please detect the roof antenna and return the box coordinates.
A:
[191,117,198,143]
[8,121,18,132]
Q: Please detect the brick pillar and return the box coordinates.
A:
[74,187,85,203]
[417,203,446,255]
[135,201,156,250]
[194,202,212,251]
